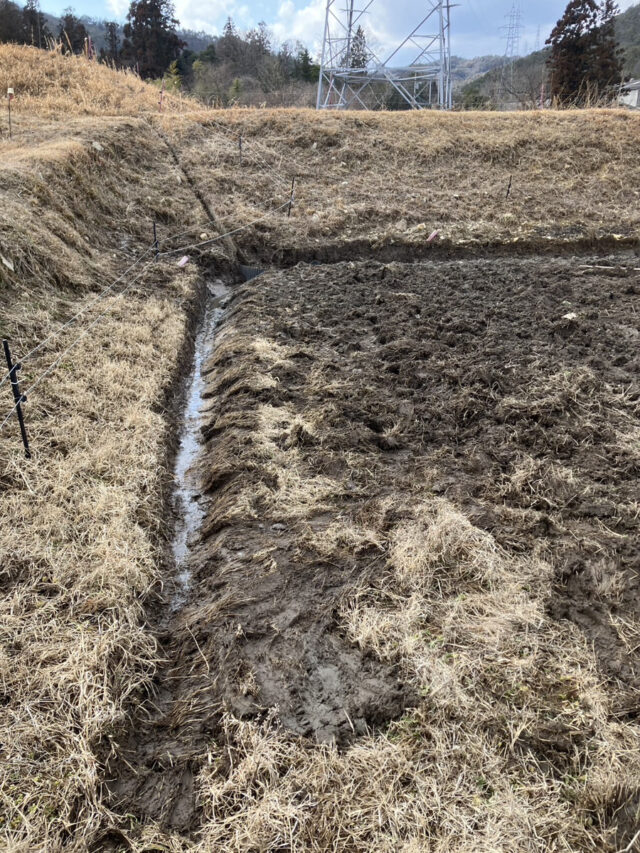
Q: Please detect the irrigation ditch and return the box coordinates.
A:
[104,246,415,834]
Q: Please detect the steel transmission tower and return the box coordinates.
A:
[316,0,453,110]
[499,2,522,98]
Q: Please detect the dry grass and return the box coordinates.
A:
[161,106,640,253]
[1,42,639,852]
[0,50,207,846]
[0,284,191,845]
[0,44,184,118]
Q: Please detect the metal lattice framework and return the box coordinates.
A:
[316,0,452,110]
[499,2,522,98]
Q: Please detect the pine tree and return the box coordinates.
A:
[198,42,217,65]
[295,45,313,81]
[217,17,242,65]
[22,0,49,49]
[166,58,181,90]
[121,0,185,79]
[594,0,624,91]
[349,25,368,69]
[228,77,242,103]
[546,0,624,103]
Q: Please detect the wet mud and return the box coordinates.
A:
[109,251,640,837]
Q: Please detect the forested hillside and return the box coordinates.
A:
[461,1,640,108]
[617,1,640,76]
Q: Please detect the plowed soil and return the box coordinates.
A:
[110,251,640,838]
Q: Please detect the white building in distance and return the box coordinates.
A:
[620,79,640,109]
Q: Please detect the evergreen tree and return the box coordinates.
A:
[198,42,217,65]
[0,0,26,44]
[293,45,319,82]
[166,58,181,90]
[104,21,120,62]
[58,7,88,54]
[22,0,49,49]
[121,0,185,79]
[228,77,242,103]
[349,25,368,69]
[217,17,242,64]
[594,0,624,90]
[546,0,624,103]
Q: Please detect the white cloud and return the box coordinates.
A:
[168,0,272,34]
[172,0,230,34]
[106,0,129,18]
[270,0,326,52]
[106,0,639,60]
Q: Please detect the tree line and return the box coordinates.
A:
[1,0,627,109]
[0,0,320,106]
[461,0,625,109]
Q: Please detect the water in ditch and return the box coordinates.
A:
[170,279,230,611]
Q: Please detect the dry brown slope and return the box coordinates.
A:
[162,106,640,257]
[0,60,212,849]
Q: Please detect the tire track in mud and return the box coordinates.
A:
[106,263,413,835]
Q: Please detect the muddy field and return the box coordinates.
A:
[108,251,640,847]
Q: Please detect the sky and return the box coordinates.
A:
[42,0,639,59]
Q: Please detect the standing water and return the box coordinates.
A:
[170,280,230,610]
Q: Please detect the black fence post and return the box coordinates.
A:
[239,134,242,164]
[287,177,296,219]
[7,91,12,140]
[2,339,30,458]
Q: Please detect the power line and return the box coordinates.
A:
[158,201,291,257]
[0,262,153,436]
[0,116,300,446]
[500,2,523,98]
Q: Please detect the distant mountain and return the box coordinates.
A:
[616,2,640,78]
[450,54,504,88]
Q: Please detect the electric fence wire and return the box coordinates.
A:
[158,200,292,257]
[0,261,154,436]
[0,121,298,432]
[207,117,292,189]
[152,131,291,247]
[181,110,295,190]
[0,194,294,434]
[0,162,290,387]
[0,246,155,390]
